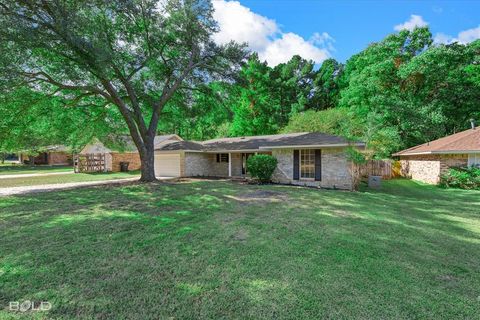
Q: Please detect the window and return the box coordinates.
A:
[468,154,480,167]
[216,153,229,163]
[300,149,315,179]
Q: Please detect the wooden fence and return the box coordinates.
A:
[358,160,393,179]
[74,153,106,173]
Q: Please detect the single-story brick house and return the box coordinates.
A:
[78,135,182,172]
[393,128,480,184]
[156,132,365,190]
[19,145,72,165]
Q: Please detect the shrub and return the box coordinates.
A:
[247,154,278,183]
[439,167,480,190]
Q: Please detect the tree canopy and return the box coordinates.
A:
[1,1,479,162]
[0,0,246,180]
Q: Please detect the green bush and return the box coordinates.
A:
[247,154,278,183]
[439,167,480,189]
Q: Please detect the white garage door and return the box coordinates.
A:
[154,152,181,177]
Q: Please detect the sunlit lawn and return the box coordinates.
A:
[0,171,140,188]
[0,164,73,176]
[1,179,479,319]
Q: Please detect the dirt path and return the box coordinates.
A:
[0,171,74,179]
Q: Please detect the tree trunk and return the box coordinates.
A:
[1,152,5,164]
[29,156,35,165]
[139,141,157,182]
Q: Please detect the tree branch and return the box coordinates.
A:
[23,71,112,100]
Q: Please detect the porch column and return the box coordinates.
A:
[228,153,232,177]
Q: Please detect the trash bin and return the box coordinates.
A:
[119,161,130,172]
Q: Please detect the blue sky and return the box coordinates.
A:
[212,0,480,65]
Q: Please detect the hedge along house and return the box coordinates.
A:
[156,132,365,190]
[77,134,182,172]
[393,126,480,184]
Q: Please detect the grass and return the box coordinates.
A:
[1,179,479,319]
[0,164,73,176]
[0,171,140,188]
[0,160,19,166]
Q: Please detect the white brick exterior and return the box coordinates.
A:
[179,148,355,190]
[399,154,468,184]
[272,148,354,190]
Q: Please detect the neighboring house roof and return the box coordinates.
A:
[19,145,70,153]
[45,145,70,152]
[158,132,364,152]
[393,128,480,156]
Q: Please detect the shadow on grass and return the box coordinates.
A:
[1,179,479,319]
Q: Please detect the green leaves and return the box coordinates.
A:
[338,27,480,157]
[246,154,278,183]
[0,87,118,154]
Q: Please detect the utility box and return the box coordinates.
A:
[368,175,382,188]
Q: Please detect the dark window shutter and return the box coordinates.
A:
[315,149,322,181]
[216,154,220,162]
[293,150,299,180]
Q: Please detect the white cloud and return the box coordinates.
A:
[212,0,278,52]
[456,26,480,43]
[260,33,330,66]
[212,0,332,66]
[310,32,335,52]
[433,33,452,44]
[434,25,480,44]
[394,15,428,31]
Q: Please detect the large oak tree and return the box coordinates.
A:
[0,0,245,181]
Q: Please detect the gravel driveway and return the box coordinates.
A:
[0,171,74,179]
[0,177,141,196]
[0,175,178,196]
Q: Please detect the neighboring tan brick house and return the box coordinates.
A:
[393,128,480,184]
[156,132,365,190]
[78,135,182,172]
[19,145,72,165]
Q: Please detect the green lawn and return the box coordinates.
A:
[0,164,73,176]
[1,179,479,319]
[0,171,140,188]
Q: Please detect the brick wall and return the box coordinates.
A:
[183,149,355,189]
[184,152,212,176]
[439,154,468,174]
[399,154,468,184]
[111,152,141,172]
[184,152,237,177]
[231,153,243,176]
[272,148,354,190]
[208,154,229,176]
[48,152,72,165]
[185,152,265,177]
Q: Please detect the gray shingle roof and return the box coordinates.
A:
[158,132,363,151]
[159,140,204,151]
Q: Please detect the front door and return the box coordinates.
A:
[242,153,254,175]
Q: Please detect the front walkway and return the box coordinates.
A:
[0,177,175,197]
